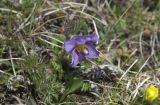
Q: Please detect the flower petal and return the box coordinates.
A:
[77,52,85,61]
[84,33,99,43]
[73,36,86,44]
[64,41,76,52]
[71,49,79,67]
[85,43,99,58]
[64,35,87,52]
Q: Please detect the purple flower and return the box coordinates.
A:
[64,33,100,67]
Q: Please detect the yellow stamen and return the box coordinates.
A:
[75,44,87,53]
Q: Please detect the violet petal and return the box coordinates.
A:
[64,36,87,53]
[77,52,85,61]
[71,49,79,67]
[84,33,99,43]
[85,43,99,58]
[64,41,75,52]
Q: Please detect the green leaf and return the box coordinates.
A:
[59,78,83,102]
[66,78,83,94]
[81,82,91,92]
[116,19,127,31]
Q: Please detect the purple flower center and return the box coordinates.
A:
[75,44,88,54]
